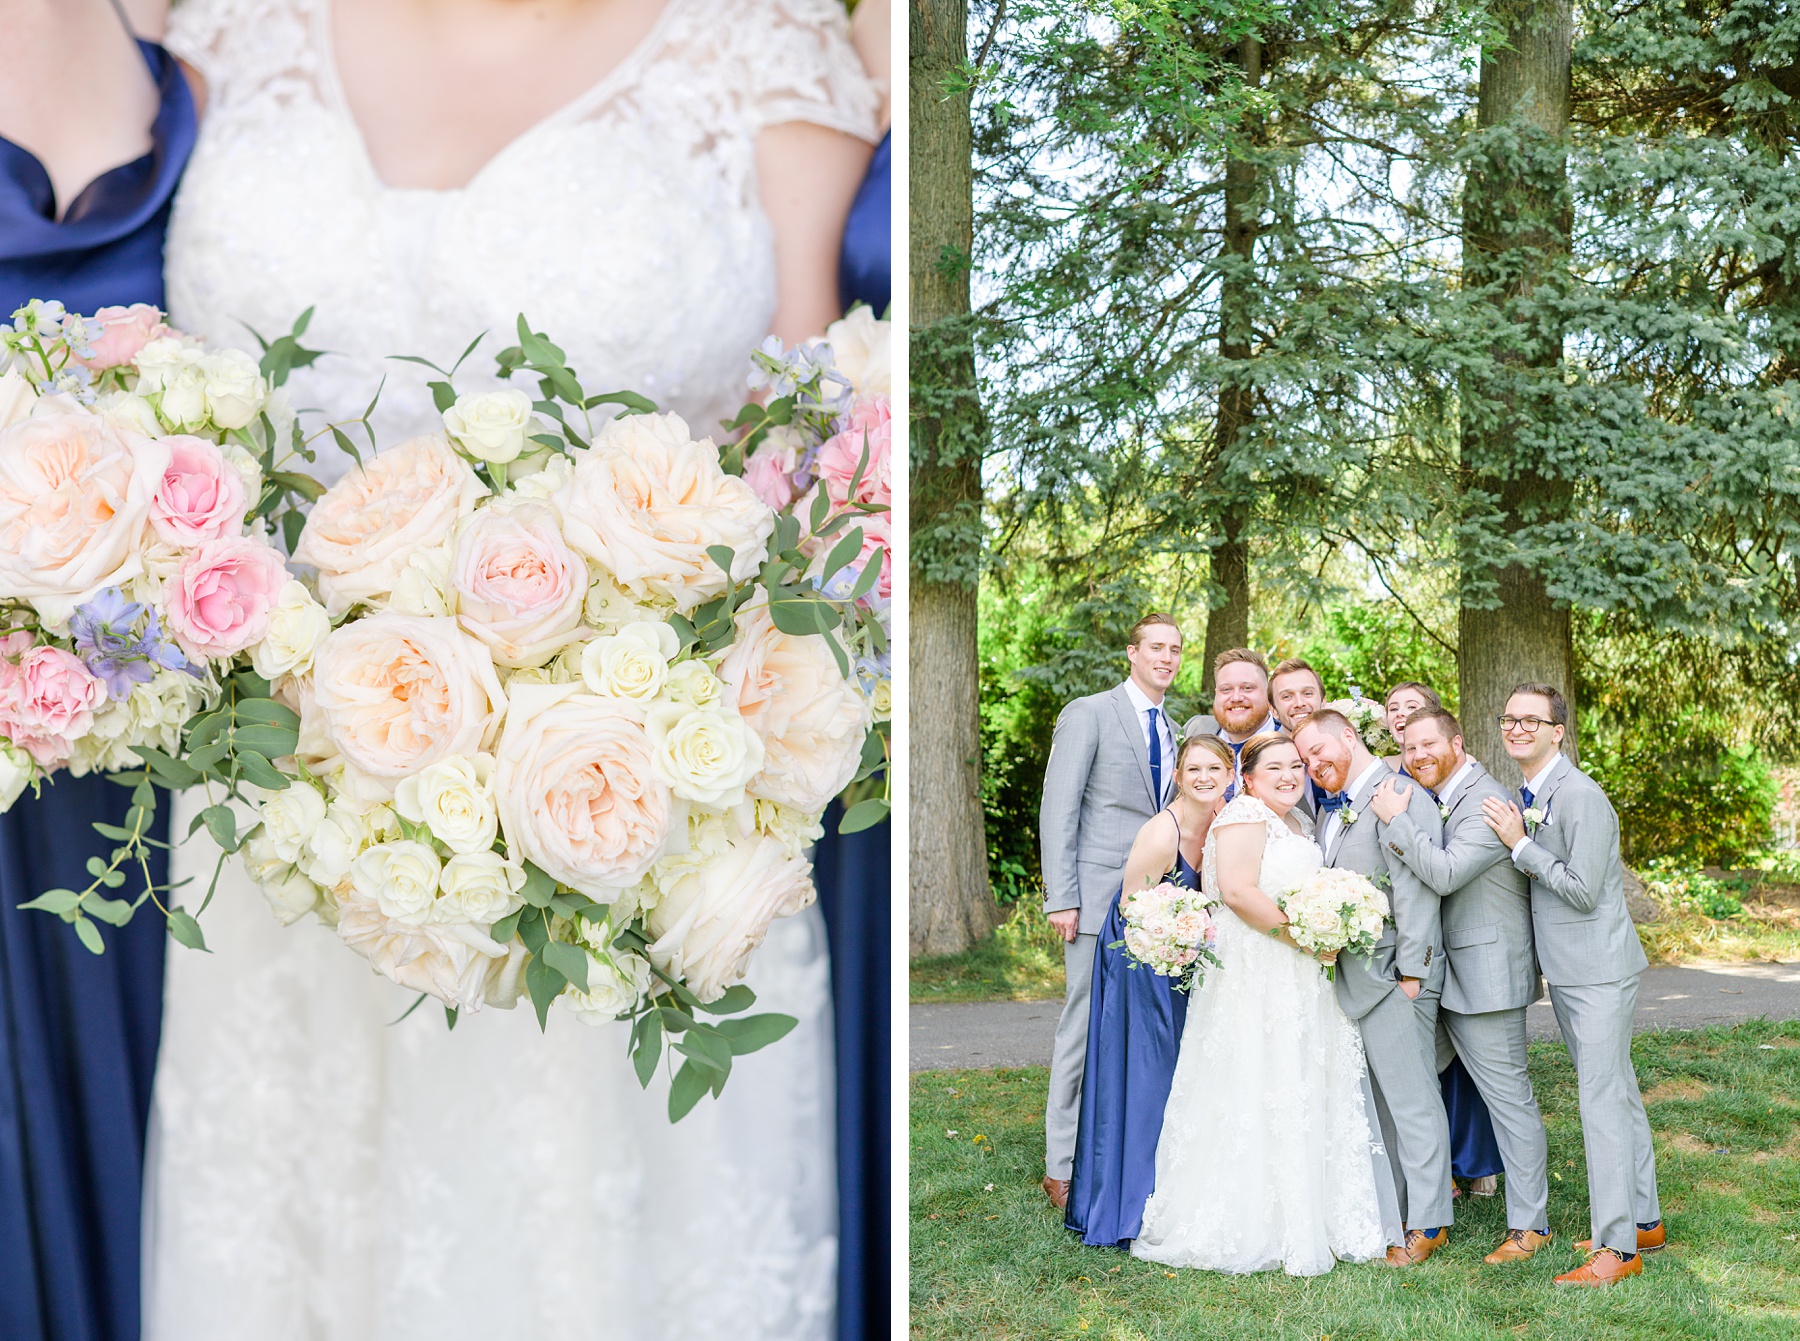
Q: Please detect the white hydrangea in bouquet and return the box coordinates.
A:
[0,300,328,952]
[1112,878,1221,992]
[734,306,890,833]
[1274,867,1390,981]
[1325,686,1391,753]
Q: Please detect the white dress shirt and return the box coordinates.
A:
[1322,757,1388,853]
[1123,678,1177,796]
[1436,758,1477,810]
[1509,753,1566,859]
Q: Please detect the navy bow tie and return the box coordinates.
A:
[1318,791,1347,813]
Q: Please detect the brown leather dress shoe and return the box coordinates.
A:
[1385,1227,1449,1266]
[1555,1248,1643,1286]
[1042,1176,1070,1211]
[1575,1222,1665,1253]
[1484,1228,1553,1263]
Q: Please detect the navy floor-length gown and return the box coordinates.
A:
[1064,847,1197,1247]
[821,129,890,1341]
[0,39,193,1341]
[1442,1055,1505,1182]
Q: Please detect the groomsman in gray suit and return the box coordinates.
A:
[1481,683,1661,1287]
[1368,707,1554,1264]
[1292,709,1454,1265]
[1037,614,1182,1209]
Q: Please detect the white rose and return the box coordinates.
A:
[580,620,679,700]
[0,369,35,430]
[443,388,534,464]
[0,741,31,812]
[251,580,332,680]
[581,574,645,631]
[388,543,455,617]
[823,308,891,395]
[754,797,825,859]
[434,850,525,925]
[505,449,574,499]
[200,348,266,429]
[644,703,765,808]
[552,412,774,613]
[662,658,724,710]
[350,840,442,926]
[716,596,871,814]
[560,948,651,1024]
[256,782,328,863]
[94,390,162,438]
[299,797,374,885]
[393,753,499,855]
[335,888,513,1010]
[219,440,265,500]
[870,678,892,718]
[157,359,209,430]
[130,337,191,394]
[239,828,288,884]
[645,830,814,1002]
[258,866,323,925]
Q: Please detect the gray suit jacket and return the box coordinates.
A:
[1040,685,1171,935]
[1511,760,1648,987]
[1322,768,1446,1021]
[1378,761,1542,1015]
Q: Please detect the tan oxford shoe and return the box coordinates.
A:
[1555,1248,1642,1286]
[1042,1176,1070,1211]
[1483,1228,1553,1263]
[1385,1227,1449,1266]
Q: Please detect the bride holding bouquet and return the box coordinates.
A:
[143,1,879,1337]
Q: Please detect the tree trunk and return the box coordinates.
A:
[909,0,996,956]
[1457,0,1576,778]
[1202,38,1263,696]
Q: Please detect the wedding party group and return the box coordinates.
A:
[1039,614,1662,1285]
[0,3,892,1340]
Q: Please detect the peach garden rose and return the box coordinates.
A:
[449,502,586,667]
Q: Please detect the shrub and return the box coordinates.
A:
[1584,728,1777,868]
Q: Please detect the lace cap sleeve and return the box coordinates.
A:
[1212,795,1279,830]
[741,0,881,142]
[164,0,237,84]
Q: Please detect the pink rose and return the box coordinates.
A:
[450,504,586,668]
[742,438,800,511]
[0,644,106,765]
[164,535,288,661]
[851,513,892,601]
[817,397,891,508]
[78,305,172,370]
[0,413,169,620]
[150,435,247,547]
[293,435,485,617]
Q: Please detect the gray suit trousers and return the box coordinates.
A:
[1046,932,1098,1179]
[1549,976,1661,1252]
[1360,986,1455,1231]
[1444,1007,1550,1231]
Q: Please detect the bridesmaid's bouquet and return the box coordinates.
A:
[1276,867,1391,981]
[736,307,890,832]
[1113,878,1220,991]
[1325,688,1391,753]
[0,299,882,1120]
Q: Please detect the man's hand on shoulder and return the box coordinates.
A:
[1369,776,1409,823]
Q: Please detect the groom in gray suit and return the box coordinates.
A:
[1482,683,1661,1287]
[1369,706,1553,1264]
[1292,709,1454,1265]
[1037,614,1182,1209]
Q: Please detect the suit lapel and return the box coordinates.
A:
[1532,754,1573,825]
[1325,771,1378,866]
[1446,761,1488,823]
[1109,686,1157,808]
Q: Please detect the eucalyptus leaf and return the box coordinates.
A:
[839,798,890,834]
[73,915,105,955]
[540,940,591,993]
[168,907,207,951]
[17,888,80,915]
[713,1012,799,1056]
[525,953,567,1030]
[667,1060,712,1122]
[696,984,756,1016]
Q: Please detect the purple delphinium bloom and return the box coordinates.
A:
[70,587,199,697]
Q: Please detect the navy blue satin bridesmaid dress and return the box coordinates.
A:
[1064,842,1196,1247]
[819,128,890,1341]
[1442,1055,1505,1183]
[0,39,194,1341]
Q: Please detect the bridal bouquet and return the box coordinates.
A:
[2,301,879,1120]
[736,306,890,832]
[1325,689,1391,753]
[1113,878,1220,991]
[1276,867,1390,981]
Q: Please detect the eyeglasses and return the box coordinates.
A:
[1496,715,1556,733]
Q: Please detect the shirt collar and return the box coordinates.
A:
[1438,759,1477,807]
[1523,753,1565,797]
[1344,757,1387,807]
[1122,678,1165,717]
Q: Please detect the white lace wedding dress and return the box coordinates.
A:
[1132,796,1391,1276]
[144,3,877,1338]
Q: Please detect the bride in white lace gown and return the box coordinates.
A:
[1133,736,1392,1276]
[142,3,878,1338]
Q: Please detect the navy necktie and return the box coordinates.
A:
[1520,785,1535,810]
[1147,707,1162,803]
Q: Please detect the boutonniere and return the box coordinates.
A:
[1523,806,1546,834]
[1437,801,1452,820]
[1341,807,1361,827]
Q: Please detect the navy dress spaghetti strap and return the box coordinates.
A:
[0,40,195,1341]
[1064,818,1195,1247]
[817,135,891,1341]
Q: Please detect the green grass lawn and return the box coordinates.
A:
[911,1020,1800,1340]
